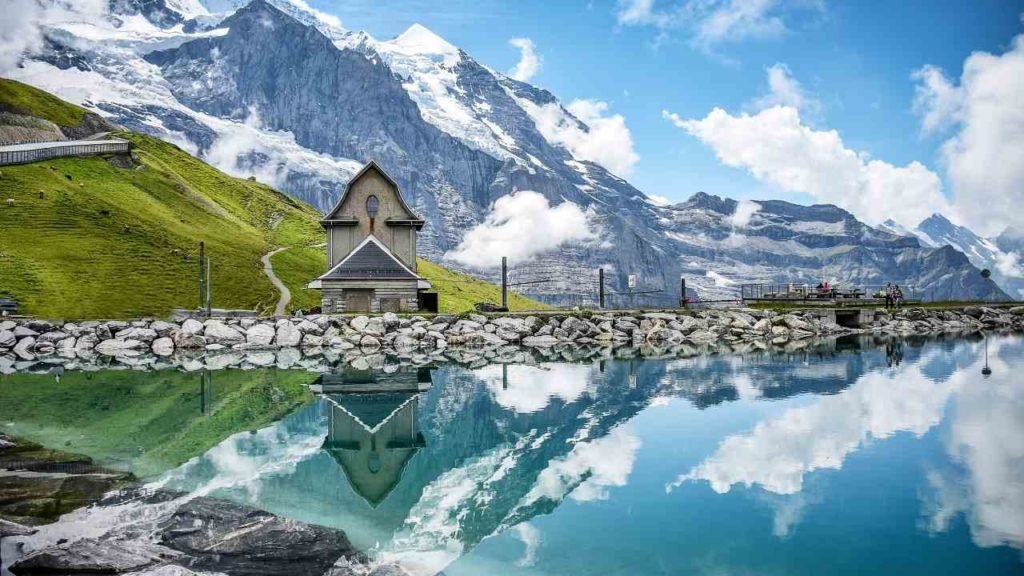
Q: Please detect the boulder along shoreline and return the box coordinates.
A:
[2,306,1023,374]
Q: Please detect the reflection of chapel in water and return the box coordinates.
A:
[314,366,432,507]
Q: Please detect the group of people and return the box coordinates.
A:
[884,282,905,309]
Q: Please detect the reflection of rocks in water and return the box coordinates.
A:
[0,436,134,527]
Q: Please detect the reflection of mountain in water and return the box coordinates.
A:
[158,336,977,574]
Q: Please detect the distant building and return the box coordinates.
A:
[315,161,430,313]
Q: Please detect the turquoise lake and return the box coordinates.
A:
[2,334,1023,575]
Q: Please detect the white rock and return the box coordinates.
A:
[350,316,370,332]
[115,327,158,342]
[151,320,178,336]
[296,319,321,334]
[95,339,146,356]
[151,337,174,356]
[0,330,14,348]
[246,324,276,346]
[275,322,301,347]
[302,334,324,347]
[13,336,36,360]
[180,319,204,335]
[203,320,244,344]
[522,335,559,347]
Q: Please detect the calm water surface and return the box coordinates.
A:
[2,335,1023,575]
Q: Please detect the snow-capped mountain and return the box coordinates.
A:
[880,214,1024,299]
[8,0,1011,303]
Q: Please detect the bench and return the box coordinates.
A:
[0,297,19,315]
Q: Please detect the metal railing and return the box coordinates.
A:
[0,139,132,166]
[741,283,920,302]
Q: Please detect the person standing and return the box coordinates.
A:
[884,282,894,309]
[894,285,904,309]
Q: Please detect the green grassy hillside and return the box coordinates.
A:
[0,78,86,128]
[0,368,315,478]
[0,79,546,317]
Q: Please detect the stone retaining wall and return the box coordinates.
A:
[2,306,1022,374]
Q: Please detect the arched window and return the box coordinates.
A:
[366,195,380,218]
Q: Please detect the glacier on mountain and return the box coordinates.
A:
[6,0,1012,303]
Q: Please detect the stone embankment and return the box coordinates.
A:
[1,306,1022,374]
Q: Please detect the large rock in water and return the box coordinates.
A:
[9,538,179,575]
[159,497,362,576]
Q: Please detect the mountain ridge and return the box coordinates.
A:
[9,0,1011,303]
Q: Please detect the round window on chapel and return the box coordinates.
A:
[366,195,379,218]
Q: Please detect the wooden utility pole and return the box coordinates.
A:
[205,256,212,317]
[198,241,206,311]
[598,268,605,308]
[501,256,508,309]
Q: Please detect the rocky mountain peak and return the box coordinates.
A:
[389,23,459,56]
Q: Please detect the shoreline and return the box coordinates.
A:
[2,306,1022,375]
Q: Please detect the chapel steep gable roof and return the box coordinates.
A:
[321,160,424,226]
[318,234,422,281]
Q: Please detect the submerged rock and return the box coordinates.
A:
[159,497,362,576]
[10,538,180,575]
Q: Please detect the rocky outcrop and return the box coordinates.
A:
[2,306,1021,374]
[160,497,363,576]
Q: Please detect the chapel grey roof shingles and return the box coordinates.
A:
[322,240,418,280]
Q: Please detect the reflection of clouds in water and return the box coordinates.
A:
[156,415,325,500]
[522,425,641,505]
[379,434,538,576]
[935,340,1024,549]
[670,348,956,495]
[671,337,1024,550]
[475,363,597,413]
[514,523,541,567]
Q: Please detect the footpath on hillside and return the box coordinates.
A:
[261,247,291,317]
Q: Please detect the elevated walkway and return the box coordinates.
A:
[0,138,131,166]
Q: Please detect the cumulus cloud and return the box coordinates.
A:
[663,105,952,227]
[0,0,108,72]
[730,199,760,227]
[615,0,822,50]
[444,191,598,269]
[530,98,640,177]
[0,1,42,72]
[911,64,963,135]
[750,63,821,116]
[913,34,1024,236]
[508,37,541,82]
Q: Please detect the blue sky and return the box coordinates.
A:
[309,0,1023,231]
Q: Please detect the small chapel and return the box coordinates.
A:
[314,161,431,313]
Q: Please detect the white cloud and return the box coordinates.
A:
[0,0,108,72]
[911,65,963,135]
[615,0,822,50]
[0,1,42,72]
[913,34,1024,236]
[285,0,343,29]
[546,99,640,177]
[616,0,667,26]
[994,250,1024,279]
[508,37,541,82]
[444,190,598,269]
[730,199,760,227]
[664,105,952,228]
[750,63,821,116]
